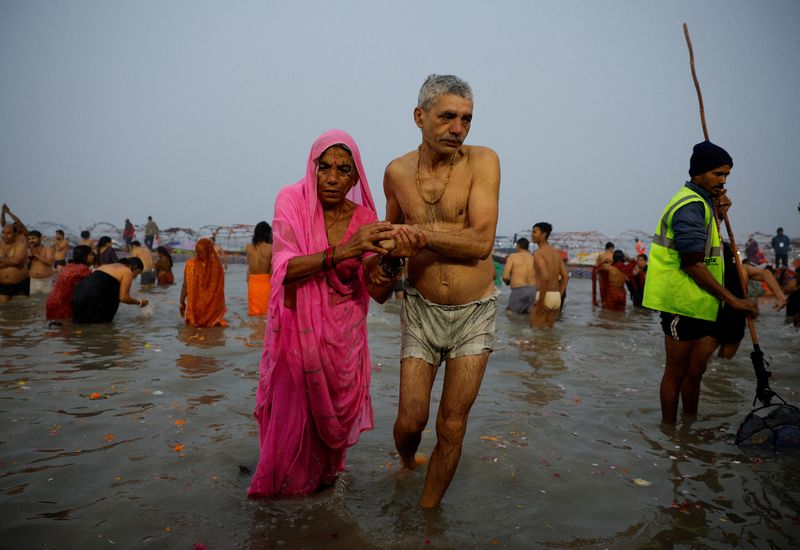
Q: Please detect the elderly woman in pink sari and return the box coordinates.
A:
[248,130,424,497]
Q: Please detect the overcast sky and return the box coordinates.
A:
[2,1,798,241]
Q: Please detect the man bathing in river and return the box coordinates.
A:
[503,237,536,314]
[384,74,500,508]
[530,222,569,328]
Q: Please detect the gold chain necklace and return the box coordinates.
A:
[415,145,457,205]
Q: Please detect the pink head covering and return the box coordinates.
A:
[248,130,378,496]
[269,129,376,305]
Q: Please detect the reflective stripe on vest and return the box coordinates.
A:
[642,186,724,321]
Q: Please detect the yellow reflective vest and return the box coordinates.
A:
[642,185,724,321]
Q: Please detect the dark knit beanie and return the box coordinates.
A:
[689,141,733,176]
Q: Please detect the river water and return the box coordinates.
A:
[1,264,798,549]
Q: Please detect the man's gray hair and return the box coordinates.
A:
[417,74,473,111]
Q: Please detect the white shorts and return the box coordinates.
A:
[30,275,54,295]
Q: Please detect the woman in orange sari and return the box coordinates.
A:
[179,238,227,327]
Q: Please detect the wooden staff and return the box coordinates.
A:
[683,23,709,141]
[683,23,773,406]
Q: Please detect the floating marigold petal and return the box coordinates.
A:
[103,433,116,442]
[90,392,102,400]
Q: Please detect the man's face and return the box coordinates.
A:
[2,225,14,244]
[694,165,731,197]
[316,146,358,209]
[531,226,544,245]
[415,94,473,154]
[55,232,63,241]
[637,256,647,270]
[28,235,41,248]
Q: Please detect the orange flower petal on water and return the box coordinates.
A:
[480,435,499,442]
[174,420,186,427]
[89,392,102,400]
[173,444,184,452]
[103,433,116,442]
[415,453,428,465]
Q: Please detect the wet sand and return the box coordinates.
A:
[1,264,798,549]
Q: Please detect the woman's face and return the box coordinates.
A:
[316,145,358,209]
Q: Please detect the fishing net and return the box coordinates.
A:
[736,402,800,451]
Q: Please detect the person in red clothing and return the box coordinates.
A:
[595,250,636,311]
[628,253,648,308]
[45,245,95,319]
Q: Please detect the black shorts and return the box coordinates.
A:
[660,312,715,341]
[709,305,746,344]
[0,277,31,297]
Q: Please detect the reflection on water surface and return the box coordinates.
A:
[1,266,798,548]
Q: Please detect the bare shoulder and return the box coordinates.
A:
[384,150,417,182]
[463,145,500,184]
[463,145,499,163]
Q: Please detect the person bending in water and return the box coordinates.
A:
[46,245,95,319]
[384,74,500,508]
[643,141,757,424]
[503,237,536,314]
[530,222,569,328]
[73,257,149,323]
[708,242,786,359]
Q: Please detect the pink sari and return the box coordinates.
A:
[248,130,378,497]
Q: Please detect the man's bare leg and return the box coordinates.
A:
[530,303,547,327]
[393,357,437,469]
[660,336,692,424]
[420,352,489,508]
[544,307,559,328]
[679,336,717,416]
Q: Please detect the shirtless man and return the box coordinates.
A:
[384,74,500,508]
[27,230,55,295]
[0,223,30,302]
[530,222,569,328]
[129,240,156,286]
[596,241,614,267]
[502,237,536,314]
[52,229,69,271]
[245,221,273,316]
[593,241,615,308]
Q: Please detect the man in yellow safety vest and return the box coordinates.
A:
[643,141,757,424]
